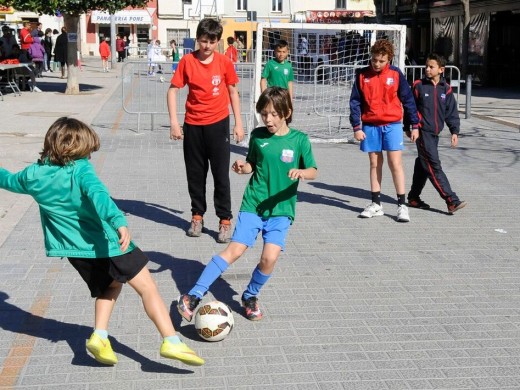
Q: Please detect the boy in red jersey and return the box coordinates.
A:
[349,39,419,222]
[167,18,244,243]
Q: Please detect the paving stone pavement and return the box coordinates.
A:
[1,57,520,389]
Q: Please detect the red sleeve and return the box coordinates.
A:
[171,55,187,87]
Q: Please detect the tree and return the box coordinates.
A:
[0,0,147,94]
[460,0,471,78]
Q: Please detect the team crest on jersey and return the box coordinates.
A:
[386,77,394,86]
[284,69,289,75]
[280,149,294,163]
[212,75,221,86]
[212,75,221,96]
[440,93,446,100]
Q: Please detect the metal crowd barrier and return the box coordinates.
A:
[121,60,255,133]
[121,60,465,140]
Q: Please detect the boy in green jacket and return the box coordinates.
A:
[0,117,204,367]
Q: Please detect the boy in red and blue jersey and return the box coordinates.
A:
[349,39,419,222]
[404,53,466,214]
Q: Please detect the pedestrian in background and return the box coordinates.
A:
[116,34,126,62]
[54,27,68,79]
[43,28,53,72]
[99,36,110,72]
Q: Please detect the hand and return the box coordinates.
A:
[451,134,459,148]
[353,130,366,142]
[233,124,244,144]
[169,123,183,140]
[232,159,247,174]
[410,129,419,143]
[288,169,306,181]
[117,226,131,252]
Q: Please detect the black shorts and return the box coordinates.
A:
[68,247,149,298]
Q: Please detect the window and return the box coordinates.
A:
[237,0,247,11]
[336,0,347,8]
[272,0,282,12]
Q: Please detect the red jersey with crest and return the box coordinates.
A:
[171,51,239,125]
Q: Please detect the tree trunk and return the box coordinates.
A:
[63,14,80,95]
[461,0,471,77]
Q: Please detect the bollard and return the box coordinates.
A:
[465,74,472,119]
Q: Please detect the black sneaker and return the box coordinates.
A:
[407,198,431,209]
[447,200,467,215]
[177,294,201,322]
[241,295,263,321]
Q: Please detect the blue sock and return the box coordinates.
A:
[189,255,229,299]
[243,267,271,300]
[94,329,108,340]
[164,335,182,344]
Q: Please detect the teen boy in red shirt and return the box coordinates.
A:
[167,18,244,243]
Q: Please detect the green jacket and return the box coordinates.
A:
[0,158,135,258]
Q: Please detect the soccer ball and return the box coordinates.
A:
[194,300,234,342]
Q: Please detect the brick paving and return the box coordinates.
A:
[1,57,520,389]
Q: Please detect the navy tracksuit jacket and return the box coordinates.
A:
[406,77,461,205]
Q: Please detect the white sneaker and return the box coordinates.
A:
[359,202,384,218]
[32,86,42,93]
[396,205,410,222]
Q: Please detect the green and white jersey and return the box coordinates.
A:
[261,59,294,90]
[240,127,317,221]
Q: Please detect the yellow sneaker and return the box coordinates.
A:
[86,333,118,365]
[160,340,205,366]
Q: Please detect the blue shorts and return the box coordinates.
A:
[231,211,291,251]
[360,122,404,152]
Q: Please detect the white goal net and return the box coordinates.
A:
[254,23,407,142]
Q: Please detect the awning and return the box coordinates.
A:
[90,10,151,25]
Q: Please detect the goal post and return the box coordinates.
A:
[254,22,407,142]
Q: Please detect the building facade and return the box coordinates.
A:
[383,0,520,86]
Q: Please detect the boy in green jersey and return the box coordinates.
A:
[260,40,294,101]
[178,87,317,321]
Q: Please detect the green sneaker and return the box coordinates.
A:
[160,340,205,366]
[86,333,118,365]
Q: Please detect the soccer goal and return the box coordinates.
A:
[254,23,407,142]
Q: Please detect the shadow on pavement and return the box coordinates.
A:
[114,199,186,229]
[0,291,193,373]
[308,181,396,204]
[33,82,104,93]
[145,251,240,341]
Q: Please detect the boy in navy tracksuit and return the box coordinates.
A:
[405,53,466,214]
